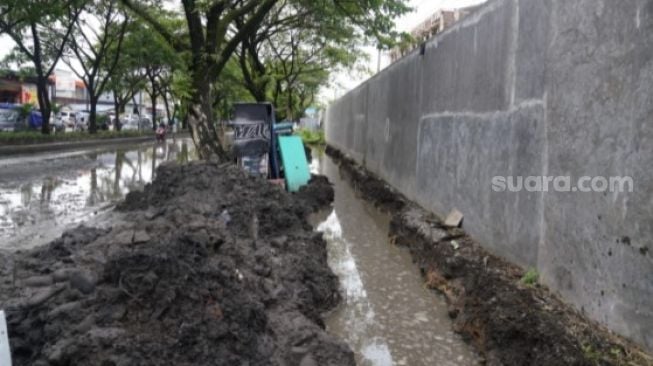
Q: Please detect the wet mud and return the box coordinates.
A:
[325,145,652,366]
[0,161,354,365]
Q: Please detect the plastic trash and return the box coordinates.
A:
[0,310,11,366]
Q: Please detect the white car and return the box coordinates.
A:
[57,111,77,130]
[120,116,140,130]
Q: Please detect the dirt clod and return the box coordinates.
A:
[0,161,352,366]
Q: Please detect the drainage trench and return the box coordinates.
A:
[310,151,480,366]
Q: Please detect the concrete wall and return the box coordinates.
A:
[325,0,653,351]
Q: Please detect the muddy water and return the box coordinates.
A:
[311,151,480,366]
[0,139,196,250]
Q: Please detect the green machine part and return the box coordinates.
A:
[278,135,310,192]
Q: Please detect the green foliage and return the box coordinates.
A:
[122,0,410,157]
[0,130,150,145]
[520,268,539,286]
[97,114,110,125]
[51,103,62,115]
[295,128,325,146]
[234,0,411,121]
[0,0,83,134]
[17,103,35,119]
[213,58,255,120]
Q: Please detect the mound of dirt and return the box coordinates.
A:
[0,161,352,366]
[296,175,334,212]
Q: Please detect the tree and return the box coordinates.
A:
[64,0,128,133]
[121,0,409,159]
[103,12,182,131]
[121,0,277,160]
[0,0,83,134]
[236,0,409,121]
[104,40,144,130]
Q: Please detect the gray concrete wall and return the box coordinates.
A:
[325,0,653,351]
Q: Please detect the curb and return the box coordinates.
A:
[0,132,191,156]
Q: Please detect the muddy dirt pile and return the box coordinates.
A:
[0,161,354,366]
[326,145,651,366]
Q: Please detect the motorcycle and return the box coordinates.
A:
[156,125,166,142]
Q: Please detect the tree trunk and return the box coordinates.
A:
[113,93,122,131]
[186,77,228,161]
[287,87,293,122]
[151,93,157,130]
[89,96,99,133]
[36,77,51,134]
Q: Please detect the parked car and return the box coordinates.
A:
[57,111,77,130]
[121,118,140,131]
[0,106,20,132]
[120,114,147,131]
[51,117,65,133]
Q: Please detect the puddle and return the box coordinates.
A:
[311,151,480,366]
[0,138,197,250]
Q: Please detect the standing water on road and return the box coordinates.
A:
[0,139,196,250]
[311,151,480,366]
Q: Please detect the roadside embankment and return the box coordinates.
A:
[0,161,353,365]
[326,145,653,366]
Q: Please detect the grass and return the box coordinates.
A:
[0,130,152,145]
[520,267,539,286]
[295,127,325,146]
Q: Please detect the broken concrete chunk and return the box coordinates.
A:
[450,240,460,250]
[444,208,464,228]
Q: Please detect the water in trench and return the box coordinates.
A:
[310,151,480,366]
[0,138,197,251]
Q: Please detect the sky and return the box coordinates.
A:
[325,0,488,101]
[0,0,487,101]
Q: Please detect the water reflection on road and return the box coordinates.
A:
[0,139,196,250]
[311,151,480,366]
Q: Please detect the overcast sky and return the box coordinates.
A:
[325,0,487,100]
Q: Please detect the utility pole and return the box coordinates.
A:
[377,48,382,73]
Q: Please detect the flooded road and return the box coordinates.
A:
[0,139,196,250]
[311,151,480,366]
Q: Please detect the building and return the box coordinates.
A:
[0,70,55,105]
[0,68,168,122]
[390,5,483,63]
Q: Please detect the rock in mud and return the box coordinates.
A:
[0,162,353,366]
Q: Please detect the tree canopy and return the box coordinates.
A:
[1,0,410,154]
[120,0,410,159]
